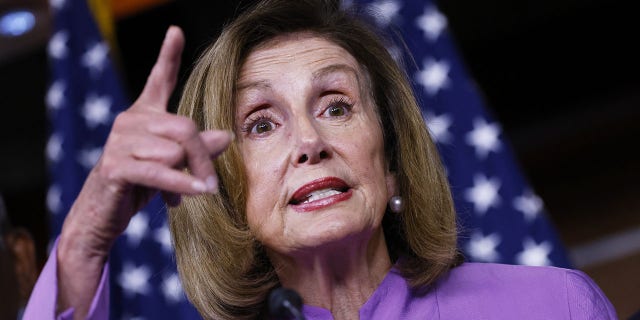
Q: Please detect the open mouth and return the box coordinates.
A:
[289,186,350,205]
[289,177,350,205]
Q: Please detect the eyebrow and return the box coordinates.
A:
[312,64,360,84]
[236,79,271,92]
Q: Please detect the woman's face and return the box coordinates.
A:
[235,33,395,255]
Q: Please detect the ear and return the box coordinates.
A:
[5,228,37,305]
[385,171,398,200]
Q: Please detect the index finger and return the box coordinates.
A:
[134,26,185,111]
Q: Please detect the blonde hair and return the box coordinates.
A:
[169,0,459,318]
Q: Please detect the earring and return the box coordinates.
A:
[389,196,403,213]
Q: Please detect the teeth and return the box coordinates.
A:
[302,188,342,203]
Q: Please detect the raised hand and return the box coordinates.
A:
[55,26,232,319]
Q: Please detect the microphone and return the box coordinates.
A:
[268,287,306,320]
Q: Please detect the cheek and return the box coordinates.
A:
[241,143,287,229]
[337,123,389,203]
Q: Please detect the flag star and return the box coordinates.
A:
[162,273,184,303]
[118,263,151,296]
[46,81,65,111]
[465,118,502,159]
[415,6,447,41]
[465,174,501,214]
[77,147,103,170]
[81,42,109,75]
[368,0,402,26]
[513,190,544,222]
[154,224,174,254]
[124,211,149,247]
[49,0,66,10]
[82,94,112,128]
[46,133,63,163]
[47,185,62,214]
[48,30,68,59]
[416,59,450,95]
[516,239,552,266]
[424,112,453,144]
[466,232,501,262]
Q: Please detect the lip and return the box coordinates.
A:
[289,177,352,212]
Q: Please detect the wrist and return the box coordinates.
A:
[58,210,112,268]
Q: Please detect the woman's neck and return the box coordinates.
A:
[269,229,392,320]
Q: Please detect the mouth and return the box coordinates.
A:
[289,177,351,206]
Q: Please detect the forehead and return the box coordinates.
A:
[238,33,363,84]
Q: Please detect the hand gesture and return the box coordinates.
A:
[56,26,231,319]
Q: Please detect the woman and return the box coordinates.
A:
[25,0,616,319]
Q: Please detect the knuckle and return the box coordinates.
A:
[140,164,161,182]
[165,143,186,165]
[112,111,143,132]
[111,112,128,130]
[95,156,120,182]
[174,117,199,140]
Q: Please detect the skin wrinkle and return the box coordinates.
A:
[172,6,460,317]
[235,34,395,316]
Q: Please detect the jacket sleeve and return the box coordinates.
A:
[566,269,617,320]
[22,238,110,320]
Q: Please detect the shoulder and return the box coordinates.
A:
[433,263,617,319]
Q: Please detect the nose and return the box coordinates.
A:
[292,116,331,166]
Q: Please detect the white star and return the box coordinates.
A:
[416,59,450,95]
[368,0,402,26]
[82,94,112,128]
[46,81,65,111]
[81,42,109,76]
[465,174,501,214]
[466,232,501,262]
[415,6,447,41]
[465,118,502,159]
[46,133,63,163]
[516,238,552,266]
[154,223,174,254]
[47,185,62,214]
[49,0,66,10]
[77,147,103,170]
[124,211,149,247]
[118,263,151,297]
[48,30,68,59]
[424,112,453,144]
[513,190,544,222]
[161,273,184,303]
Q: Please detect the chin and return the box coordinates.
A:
[288,219,373,252]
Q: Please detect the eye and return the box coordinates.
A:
[253,120,274,134]
[327,105,345,117]
[323,97,353,118]
[241,113,278,136]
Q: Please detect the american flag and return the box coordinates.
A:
[45,0,571,319]
[45,0,200,319]
[355,0,572,268]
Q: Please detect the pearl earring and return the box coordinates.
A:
[389,196,403,213]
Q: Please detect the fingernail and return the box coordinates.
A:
[192,180,207,193]
[206,175,219,193]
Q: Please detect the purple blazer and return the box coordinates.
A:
[24,243,617,319]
